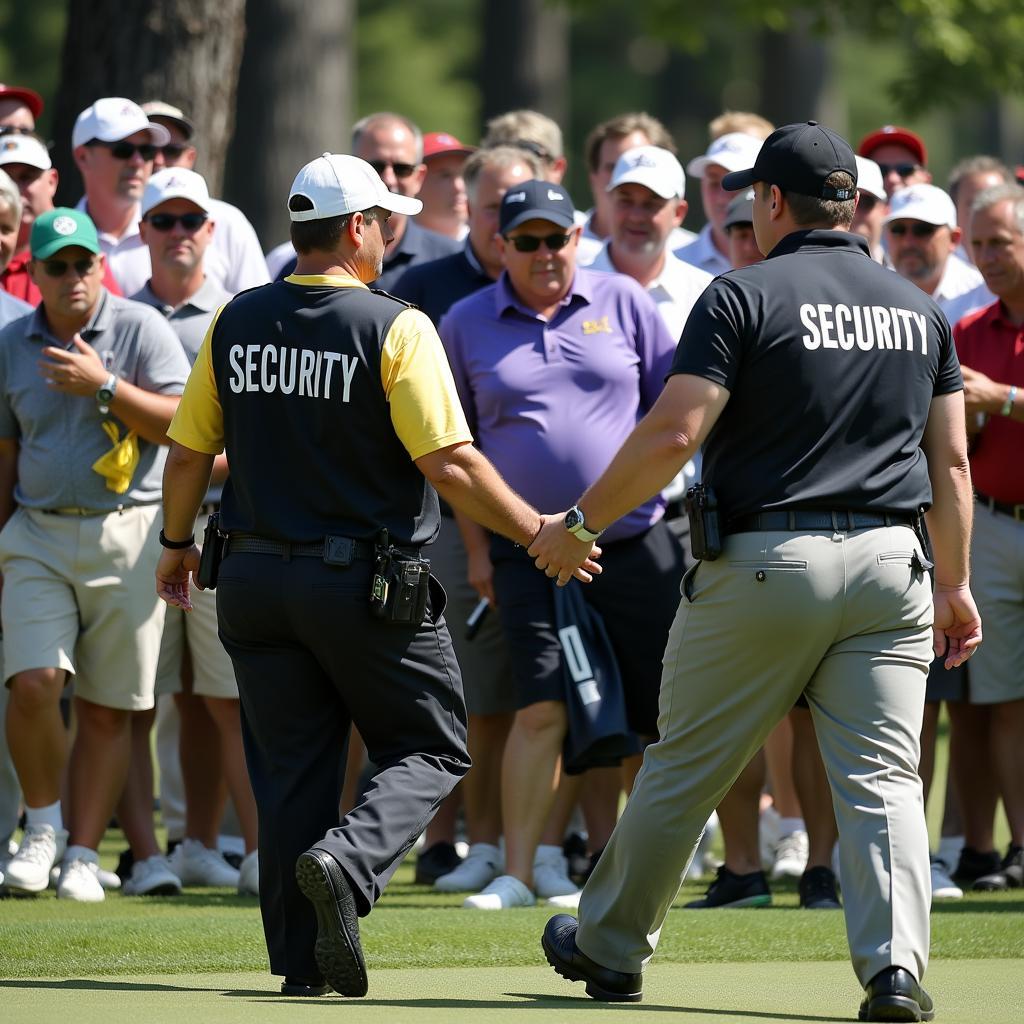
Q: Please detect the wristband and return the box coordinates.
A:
[1000,384,1017,417]
[159,529,195,549]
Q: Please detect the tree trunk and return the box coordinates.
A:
[223,0,356,251]
[480,0,570,134]
[51,0,246,205]
[757,19,831,131]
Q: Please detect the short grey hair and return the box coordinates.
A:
[0,167,21,225]
[971,183,1024,234]
[351,112,423,164]
[481,109,563,163]
[948,156,1013,204]
[463,145,543,199]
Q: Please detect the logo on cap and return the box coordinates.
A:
[547,189,564,201]
[506,191,527,204]
[629,153,658,168]
[52,216,78,236]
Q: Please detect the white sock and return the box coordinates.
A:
[24,801,63,832]
[937,834,964,868]
[63,844,98,864]
[779,817,806,836]
[534,843,564,863]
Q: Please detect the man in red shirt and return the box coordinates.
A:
[954,182,1024,890]
[0,133,120,305]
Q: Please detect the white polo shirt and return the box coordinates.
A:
[674,221,731,277]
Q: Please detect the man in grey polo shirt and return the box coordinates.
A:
[0,207,190,902]
[131,168,259,896]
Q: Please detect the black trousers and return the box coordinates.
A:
[216,551,469,980]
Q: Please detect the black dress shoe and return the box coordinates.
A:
[280,977,331,997]
[414,841,463,885]
[541,914,642,1002]
[858,966,935,1022]
[295,850,368,997]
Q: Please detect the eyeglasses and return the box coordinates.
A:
[38,257,99,278]
[368,160,417,180]
[88,140,157,161]
[157,143,189,162]
[888,222,940,238]
[145,212,209,232]
[877,163,920,179]
[505,232,573,253]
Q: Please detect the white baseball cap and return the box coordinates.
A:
[854,156,886,203]
[883,183,956,229]
[141,168,212,217]
[288,153,422,222]
[72,97,171,149]
[0,133,51,171]
[687,132,764,178]
[608,145,685,199]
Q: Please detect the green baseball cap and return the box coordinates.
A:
[31,207,101,260]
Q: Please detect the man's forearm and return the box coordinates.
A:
[419,444,540,546]
[925,461,973,588]
[162,442,215,541]
[110,384,180,445]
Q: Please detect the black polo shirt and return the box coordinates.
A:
[670,230,963,520]
[391,241,493,326]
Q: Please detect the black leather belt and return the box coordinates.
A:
[976,491,1024,522]
[726,510,917,534]
[227,533,419,560]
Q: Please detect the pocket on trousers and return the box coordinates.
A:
[876,550,914,566]
[727,559,808,572]
[681,561,700,603]
[427,573,448,623]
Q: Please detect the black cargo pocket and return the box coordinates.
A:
[681,561,700,603]
[427,573,448,623]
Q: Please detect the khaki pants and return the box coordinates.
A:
[577,525,934,987]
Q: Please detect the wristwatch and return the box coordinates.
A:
[1000,384,1018,417]
[564,505,603,543]
[96,373,118,414]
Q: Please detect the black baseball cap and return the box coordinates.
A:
[499,179,575,234]
[722,121,858,200]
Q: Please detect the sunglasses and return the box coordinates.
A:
[157,143,189,161]
[89,140,158,161]
[368,159,417,180]
[888,222,940,238]
[856,193,879,214]
[877,163,920,179]
[145,212,209,232]
[505,232,573,253]
[39,257,99,278]
[0,125,33,137]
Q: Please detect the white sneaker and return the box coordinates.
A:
[435,842,503,893]
[49,862,120,890]
[0,837,16,889]
[123,855,183,896]
[4,824,68,894]
[533,844,579,899]
[237,850,259,896]
[685,812,720,881]
[930,856,963,900]
[463,873,536,909]
[771,830,809,879]
[546,889,582,909]
[57,848,105,902]
[169,838,241,887]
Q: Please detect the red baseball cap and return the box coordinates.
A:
[423,131,475,161]
[857,125,927,167]
[0,84,43,119]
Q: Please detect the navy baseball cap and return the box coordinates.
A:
[499,179,575,234]
[724,189,755,230]
[722,121,858,200]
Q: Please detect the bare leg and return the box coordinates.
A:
[990,699,1024,845]
[204,696,258,852]
[919,701,940,804]
[6,669,67,808]
[340,727,366,816]
[580,765,621,853]
[790,707,837,867]
[946,700,997,850]
[764,716,801,818]
[177,690,226,848]
[717,747,765,874]
[422,787,460,847]
[463,711,513,845]
[116,707,161,859]
[502,699,566,887]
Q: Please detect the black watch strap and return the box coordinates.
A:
[159,529,195,549]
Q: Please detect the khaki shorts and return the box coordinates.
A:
[155,513,238,699]
[0,505,166,711]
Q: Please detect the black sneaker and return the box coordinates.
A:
[684,865,771,908]
[115,847,135,884]
[563,832,590,886]
[973,844,1024,892]
[952,845,1001,884]
[799,865,842,909]
[413,841,462,885]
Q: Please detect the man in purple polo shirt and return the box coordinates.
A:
[440,180,684,910]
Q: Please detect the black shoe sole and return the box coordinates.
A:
[540,933,642,1003]
[295,851,368,998]
[859,994,935,1022]
[280,981,331,997]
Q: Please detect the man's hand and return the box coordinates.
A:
[38,334,108,396]
[932,583,982,669]
[156,545,202,611]
[529,512,603,587]
[961,366,1005,417]
[466,544,497,606]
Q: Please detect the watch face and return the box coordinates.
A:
[564,506,583,531]
[98,388,114,402]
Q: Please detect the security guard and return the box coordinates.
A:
[154,154,593,998]
[531,123,982,1022]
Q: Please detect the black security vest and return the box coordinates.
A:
[209,280,440,545]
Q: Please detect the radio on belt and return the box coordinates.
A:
[370,527,432,623]
[685,483,722,561]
